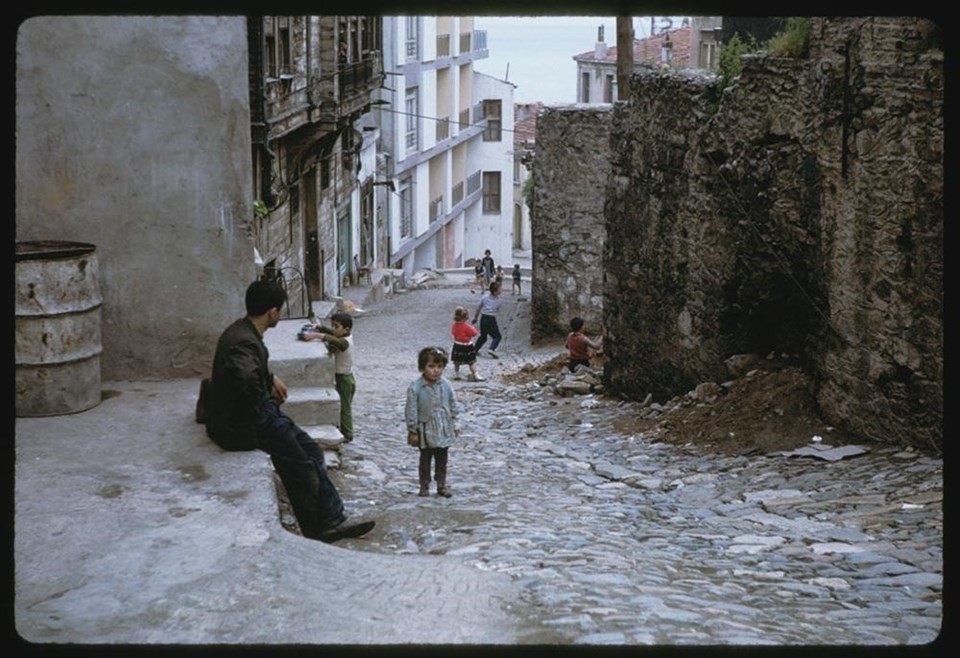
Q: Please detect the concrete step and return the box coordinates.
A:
[270,354,336,388]
[301,424,346,450]
[301,424,345,469]
[264,319,336,388]
[281,387,341,427]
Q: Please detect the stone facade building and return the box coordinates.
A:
[250,16,383,313]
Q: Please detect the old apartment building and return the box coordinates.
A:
[372,16,515,276]
[250,16,384,314]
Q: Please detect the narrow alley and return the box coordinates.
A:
[327,271,942,645]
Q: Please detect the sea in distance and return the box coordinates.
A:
[473,15,683,105]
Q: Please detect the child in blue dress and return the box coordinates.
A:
[405,347,462,497]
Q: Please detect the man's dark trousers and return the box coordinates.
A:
[257,400,346,539]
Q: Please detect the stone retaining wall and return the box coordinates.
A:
[537,17,942,451]
[531,105,613,340]
[609,17,942,451]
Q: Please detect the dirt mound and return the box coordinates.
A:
[505,355,849,456]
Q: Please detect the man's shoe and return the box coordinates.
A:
[487,350,499,359]
[317,518,375,543]
[467,373,485,382]
[437,485,452,498]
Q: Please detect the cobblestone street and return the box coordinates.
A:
[327,274,942,646]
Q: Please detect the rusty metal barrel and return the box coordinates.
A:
[16,241,103,416]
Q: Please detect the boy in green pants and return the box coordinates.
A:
[304,312,356,443]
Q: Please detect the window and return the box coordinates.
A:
[581,72,590,103]
[482,172,501,213]
[482,99,501,142]
[288,183,299,243]
[320,156,330,190]
[405,89,419,152]
[405,16,420,60]
[265,17,293,78]
[279,27,291,72]
[700,41,718,70]
[342,128,355,173]
[604,74,614,102]
[399,177,413,239]
[265,34,277,77]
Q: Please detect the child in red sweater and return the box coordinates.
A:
[566,316,603,372]
[450,306,485,382]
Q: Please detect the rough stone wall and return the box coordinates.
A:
[531,105,613,340]
[603,17,942,451]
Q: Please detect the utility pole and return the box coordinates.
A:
[616,16,633,101]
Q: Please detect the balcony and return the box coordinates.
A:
[309,53,383,125]
[460,30,488,54]
[466,170,481,196]
[338,57,379,96]
[436,116,450,142]
[459,109,470,131]
[430,195,444,223]
[437,34,451,58]
[451,180,464,206]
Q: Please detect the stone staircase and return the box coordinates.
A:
[263,317,344,467]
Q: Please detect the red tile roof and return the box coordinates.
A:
[574,25,692,69]
[513,101,543,147]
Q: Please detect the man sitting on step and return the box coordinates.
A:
[204,278,374,543]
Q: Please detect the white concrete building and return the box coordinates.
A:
[574,18,722,104]
[373,16,515,276]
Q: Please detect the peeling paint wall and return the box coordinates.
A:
[16,16,254,380]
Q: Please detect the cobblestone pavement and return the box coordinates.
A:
[328,275,943,646]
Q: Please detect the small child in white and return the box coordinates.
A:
[405,347,462,497]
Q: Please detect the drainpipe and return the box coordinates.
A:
[616,16,633,101]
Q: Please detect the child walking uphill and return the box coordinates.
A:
[473,280,504,358]
[450,306,485,382]
[303,312,356,443]
[406,347,462,497]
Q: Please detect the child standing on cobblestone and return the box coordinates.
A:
[511,264,522,295]
[473,257,485,293]
[303,312,356,443]
[406,347,461,497]
[450,306,485,382]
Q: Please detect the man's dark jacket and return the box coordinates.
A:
[205,317,273,451]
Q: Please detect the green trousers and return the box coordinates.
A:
[334,372,356,440]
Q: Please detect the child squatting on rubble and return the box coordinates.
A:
[406,346,462,498]
[566,317,603,373]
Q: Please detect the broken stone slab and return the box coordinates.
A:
[692,381,721,403]
[555,379,592,396]
[301,424,346,450]
[725,353,761,378]
[323,450,340,469]
[776,444,869,461]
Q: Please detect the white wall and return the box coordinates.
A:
[466,71,515,269]
[16,16,253,380]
